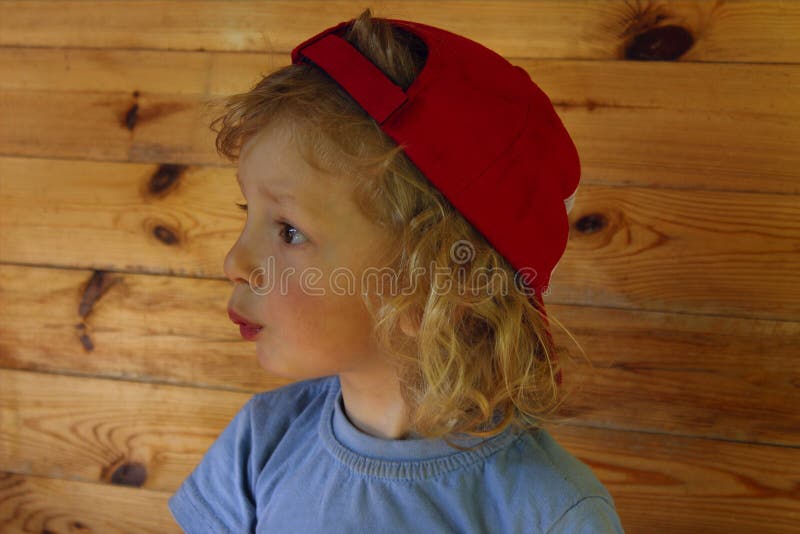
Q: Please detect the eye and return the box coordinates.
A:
[279,222,307,245]
[234,202,308,246]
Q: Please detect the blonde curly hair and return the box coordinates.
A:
[207,8,590,450]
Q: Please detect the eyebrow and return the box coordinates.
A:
[237,171,296,206]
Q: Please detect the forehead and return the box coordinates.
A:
[239,126,312,189]
[237,125,359,223]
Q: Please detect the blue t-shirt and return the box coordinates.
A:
[168,374,624,533]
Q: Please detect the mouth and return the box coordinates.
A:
[227,308,263,340]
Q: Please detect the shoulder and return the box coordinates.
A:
[248,374,336,436]
[488,427,623,532]
[545,496,624,534]
[517,427,614,499]
[167,375,337,533]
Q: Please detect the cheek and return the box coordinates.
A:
[267,279,374,349]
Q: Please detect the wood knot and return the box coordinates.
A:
[153,224,179,245]
[147,163,187,197]
[78,270,119,319]
[574,213,607,234]
[77,325,94,351]
[123,91,141,131]
[110,461,147,487]
[124,103,139,131]
[625,25,694,60]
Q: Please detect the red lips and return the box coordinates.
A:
[228,308,261,328]
[228,308,263,341]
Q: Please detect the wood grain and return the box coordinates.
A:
[547,423,800,534]
[0,368,253,492]
[0,471,180,533]
[0,1,797,62]
[0,368,797,533]
[1,77,796,192]
[0,263,288,392]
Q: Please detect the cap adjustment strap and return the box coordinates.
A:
[295,33,408,125]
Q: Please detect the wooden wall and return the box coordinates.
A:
[1,1,798,532]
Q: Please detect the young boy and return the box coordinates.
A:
[169,9,624,533]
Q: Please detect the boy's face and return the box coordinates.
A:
[224,123,394,380]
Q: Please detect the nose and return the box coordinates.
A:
[224,232,260,286]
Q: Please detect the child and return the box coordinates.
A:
[169,8,624,533]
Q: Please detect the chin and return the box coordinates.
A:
[255,351,329,382]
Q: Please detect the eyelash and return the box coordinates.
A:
[235,202,306,246]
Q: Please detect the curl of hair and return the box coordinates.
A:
[206,8,592,450]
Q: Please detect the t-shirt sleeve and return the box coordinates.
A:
[168,397,257,534]
[546,496,625,534]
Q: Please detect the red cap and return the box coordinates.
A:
[291,18,581,385]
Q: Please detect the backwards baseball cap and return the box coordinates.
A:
[291,17,581,384]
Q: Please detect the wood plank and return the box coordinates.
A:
[0,471,180,533]
[1,264,798,446]
[547,424,800,534]
[0,50,800,193]
[1,368,798,533]
[2,158,798,321]
[551,303,800,447]
[0,368,253,491]
[1,38,799,192]
[552,184,800,321]
[0,157,239,277]
[0,47,268,97]
[3,48,797,122]
[0,84,796,192]
[0,1,797,63]
[0,264,289,393]
[0,89,220,165]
